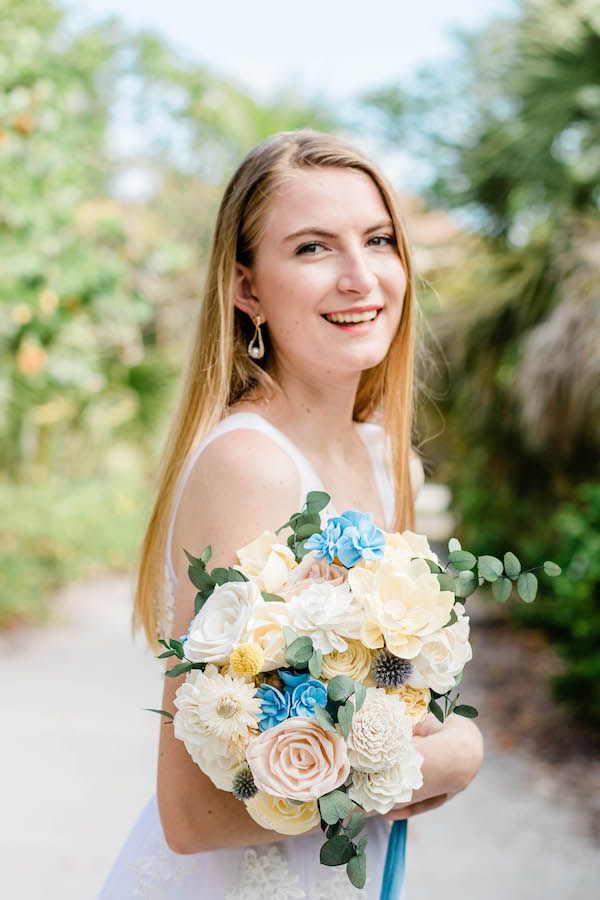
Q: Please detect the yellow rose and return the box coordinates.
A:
[245,792,320,835]
[386,684,431,724]
[234,530,297,593]
[321,639,372,683]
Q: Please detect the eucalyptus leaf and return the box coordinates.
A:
[478,555,503,582]
[455,569,476,599]
[425,558,442,574]
[283,625,299,646]
[443,608,458,628]
[353,681,366,711]
[188,566,215,591]
[453,704,478,718]
[306,490,331,513]
[344,811,366,839]
[319,789,353,825]
[308,649,323,679]
[448,550,477,571]
[327,675,355,703]
[503,551,521,578]
[164,662,192,678]
[492,576,513,603]
[184,548,205,567]
[285,636,314,667]
[543,560,562,576]
[326,822,343,839]
[448,537,462,552]
[314,704,337,733]
[347,852,367,889]
[296,523,321,539]
[517,571,538,602]
[158,649,175,659]
[437,573,457,592]
[356,835,368,854]
[429,698,445,723]
[337,698,355,739]
[169,639,185,658]
[320,834,354,866]
[262,592,286,603]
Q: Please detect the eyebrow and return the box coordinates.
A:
[282,220,394,244]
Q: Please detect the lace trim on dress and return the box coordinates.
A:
[224,846,305,899]
[128,835,206,899]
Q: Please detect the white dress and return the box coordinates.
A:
[96,412,421,899]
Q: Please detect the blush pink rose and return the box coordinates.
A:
[246,717,350,802]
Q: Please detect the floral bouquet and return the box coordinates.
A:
[150,491,561,890]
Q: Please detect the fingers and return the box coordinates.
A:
[384,793,449,821]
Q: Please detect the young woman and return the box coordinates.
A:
[97,129,484,899]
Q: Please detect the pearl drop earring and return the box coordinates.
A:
[247,314,265,359]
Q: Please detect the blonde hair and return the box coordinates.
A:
[133,128,422,651]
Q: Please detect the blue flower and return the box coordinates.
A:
[278,669,311,693]
[333,510,386,568]
[178,634,188,644]
[290,679,328,718]
[255,683,291,731]
[304,520,343,563]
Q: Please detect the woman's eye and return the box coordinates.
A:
[296,235,395,255]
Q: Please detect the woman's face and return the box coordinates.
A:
[235,167,407,380]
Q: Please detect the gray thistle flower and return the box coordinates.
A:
[232,765,258,801]
[370,649,413,689]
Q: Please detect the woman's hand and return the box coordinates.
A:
[381,713,484,822]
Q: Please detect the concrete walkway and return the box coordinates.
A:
[1,574,598,899]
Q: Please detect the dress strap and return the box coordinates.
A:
[164,412,319,580]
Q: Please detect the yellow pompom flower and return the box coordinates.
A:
[229,642,265,678]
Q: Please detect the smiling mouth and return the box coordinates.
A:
[321,308,382,327]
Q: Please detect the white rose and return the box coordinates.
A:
[184,580,263,664]
[349,756,424,814]
[346,687,415,772]
[348,557,454,659]
[287,581,357,655]
[233,530,297,593]
[408,605,473,693]
[185,738,244,791]
[244,601,292,670]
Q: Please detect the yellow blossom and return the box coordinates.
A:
[230,642,265,678]
[386,684,431,724]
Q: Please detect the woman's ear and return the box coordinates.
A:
[233,261,264,320]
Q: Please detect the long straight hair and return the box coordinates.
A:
[133,129,421,651]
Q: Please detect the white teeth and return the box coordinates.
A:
[323,309,378,324]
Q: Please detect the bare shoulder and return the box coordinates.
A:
[171,425,301,584]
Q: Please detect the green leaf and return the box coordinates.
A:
[448,538,462,553]
[314,704,337,733]
[353,681,367,711]
[425,558,442,574]
[296,523,321,539]
[517,571,538,603]
[285,635,314,667]
[356,835,368,854]
[327,675,356,703]
[492,576,513,603]
[183,548,205,567]
[344,811,366,839]
[306,490,331,513]
[429,698,445,723]
[478,555,503,582]
[337,698,355,739]
[448,550,477,571]
[188,566,215,591]
[195,590,210,615]
[158,639,171,650]
[158,649,176,659]
[437,573,456,592]
[262,592,286,603]
[453,704,478,718]
[164,662,193,678]
[543,560,562,576]
[144,708,174,720]
[308,649,323,678]
[454,569,476,598]
[326,822,343,839]
[283,625,299,646]
[319,789,354,825]
[347,852,367,889]
[169,638,185,658]
[503,551,521,578]
[320,834,355,866]
[453,672,463,687]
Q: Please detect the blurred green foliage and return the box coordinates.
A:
[362,0,600,725]
[0,0,338,626]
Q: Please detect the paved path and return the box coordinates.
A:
[1,575,598,899]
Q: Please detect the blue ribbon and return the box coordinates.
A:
[379,819,407,899]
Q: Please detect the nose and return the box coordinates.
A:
[337,245,378,295]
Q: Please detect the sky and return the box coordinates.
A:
[61,0,518,197]
[64,0,516,104]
